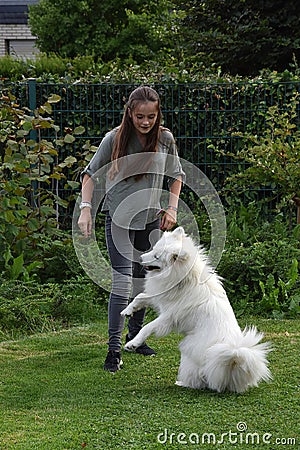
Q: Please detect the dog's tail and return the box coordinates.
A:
[204,327,272,393]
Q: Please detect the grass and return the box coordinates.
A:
[0,316,299,450]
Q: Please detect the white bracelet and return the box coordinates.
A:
[79,201,92,210]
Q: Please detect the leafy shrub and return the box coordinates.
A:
[36,236,83,283]
[0,279,107,339]
[216,94,300,227]
[218,203,300,318]
[0,91,97,281]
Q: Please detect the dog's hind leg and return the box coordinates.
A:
[176,353,207,390]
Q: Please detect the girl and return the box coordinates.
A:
[78,86,185,372]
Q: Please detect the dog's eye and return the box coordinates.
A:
[154,254,159,260]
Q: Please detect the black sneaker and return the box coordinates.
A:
[103,350,123,373]
[125,334,156,356]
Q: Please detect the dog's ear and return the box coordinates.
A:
[172,250,188,262]
[172,226,185,240]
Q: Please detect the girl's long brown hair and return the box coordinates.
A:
[109,86,162,179]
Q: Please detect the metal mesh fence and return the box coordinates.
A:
[3,80,300,218]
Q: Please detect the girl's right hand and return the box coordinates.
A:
[78,208,92,238]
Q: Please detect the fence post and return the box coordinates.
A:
[28,78,37,140]
[28,77,36,109]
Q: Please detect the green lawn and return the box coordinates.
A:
[0,316,299,449]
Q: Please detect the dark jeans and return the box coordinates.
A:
[105,213,160,351]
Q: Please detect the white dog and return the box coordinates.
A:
[121,227,271,393]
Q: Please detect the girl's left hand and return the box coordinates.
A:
[160,210,177,230]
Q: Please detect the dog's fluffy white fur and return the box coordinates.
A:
[121,227,271,393]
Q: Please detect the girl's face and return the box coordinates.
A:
[129,101,159,137]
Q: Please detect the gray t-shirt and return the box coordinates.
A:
[81,128,185,229]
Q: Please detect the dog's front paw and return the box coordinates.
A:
[124,339,138,352]
[120,306,133,317]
